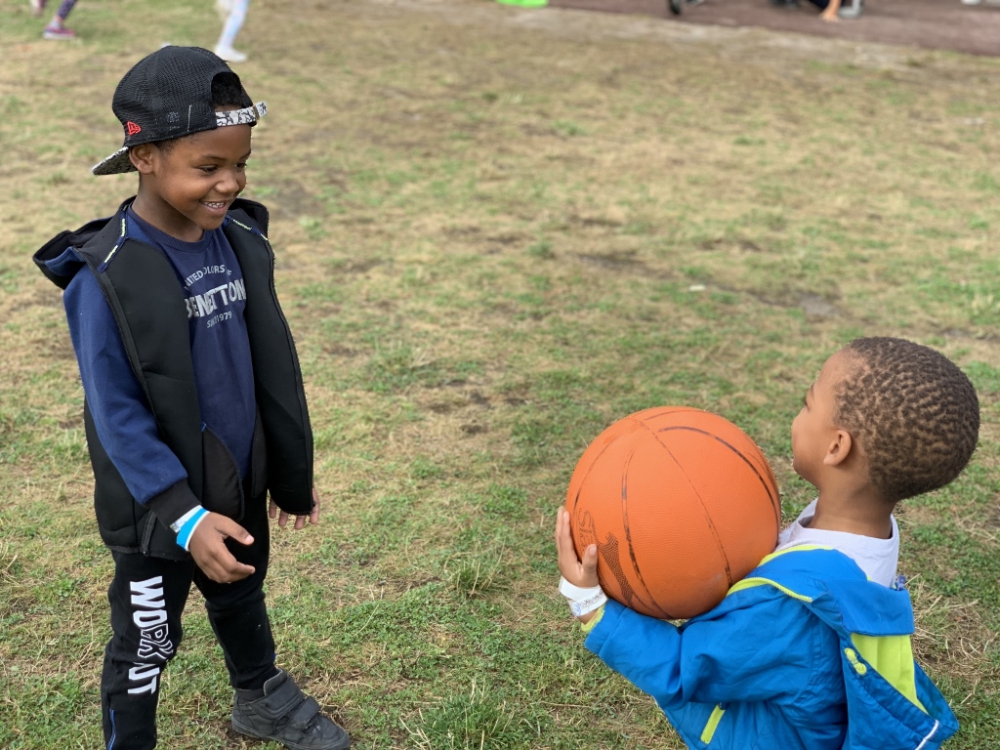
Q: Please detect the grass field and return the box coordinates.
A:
[2,0,1000,747]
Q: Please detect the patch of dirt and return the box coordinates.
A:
[330,258,384,275]
[573,214,624,229]
[372,0,1000,76]
[548,0,1000,58]
[263,179,328,219]
[576,250,647,270]
[699,238,767,253]
[323,342,359,357]
[799,292,839,319]
[486,232,529,246]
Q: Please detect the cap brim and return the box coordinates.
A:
[92,147,134,176]
[216,101,268,127]
[91,102,267,176]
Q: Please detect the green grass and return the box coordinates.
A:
[2,0,1000,747]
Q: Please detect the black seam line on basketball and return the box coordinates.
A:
[568,411,683,513]
[569,421,634,514]
[656,426,781,533]
[620,449,672,620]
[634,420,734,588]
[567,415,642,511]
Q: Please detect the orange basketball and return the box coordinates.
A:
[566,406,780,619]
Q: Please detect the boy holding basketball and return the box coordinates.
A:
[556,337,978,750]
[34,47,349,750]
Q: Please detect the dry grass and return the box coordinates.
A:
[2,0,1000,747]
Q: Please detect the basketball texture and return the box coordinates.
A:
[566,407,780,619]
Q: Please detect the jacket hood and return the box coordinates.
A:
[34,197,271,292]
[34,213,122,291]
[761,547,914,637]
[707,546,914,637]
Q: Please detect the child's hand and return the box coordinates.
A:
[555,507,599,589]
[820,6,839,21]
[269,487,322,530]
[188,512,256,583]
[555,508,605,623]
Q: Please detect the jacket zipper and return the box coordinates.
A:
[700,704,726,744]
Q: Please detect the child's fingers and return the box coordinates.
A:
[554,509,575,560]
[556,508,593,583]
[216,516,253,546]
[212,556,255,583]
[309,493,321,525]
[214,554,255,583]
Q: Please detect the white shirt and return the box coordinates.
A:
[776,499,900,588]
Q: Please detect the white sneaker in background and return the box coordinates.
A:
[214,45,247,63]
[839,0,863,18]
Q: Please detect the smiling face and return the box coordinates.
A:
[791,350,856,487]
[130,121,252,242]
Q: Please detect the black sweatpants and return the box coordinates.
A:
[101,493,277,750]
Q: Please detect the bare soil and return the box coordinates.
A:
[549,0,1000,57]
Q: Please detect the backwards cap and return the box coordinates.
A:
[92,45,267,176]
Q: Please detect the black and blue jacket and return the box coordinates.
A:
[34,198,314,560]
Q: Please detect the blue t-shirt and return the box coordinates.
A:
[126,208,256,478]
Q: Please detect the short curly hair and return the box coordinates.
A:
[834,337,980,504]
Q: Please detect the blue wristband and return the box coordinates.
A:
[175,507,209,551]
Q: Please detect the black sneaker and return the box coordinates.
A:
[232,669,351,750]
[668,0,682,14]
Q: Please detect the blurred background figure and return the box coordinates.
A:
[769,0,863,21]
[668,0,703,15]
[215,0,251,63]
[32,0,79,39]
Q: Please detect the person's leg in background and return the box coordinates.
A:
[214,0,251,63]
[43,0,78,40]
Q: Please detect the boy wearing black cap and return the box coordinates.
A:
[33,47,349,750]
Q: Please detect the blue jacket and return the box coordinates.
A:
[585,546,958,750]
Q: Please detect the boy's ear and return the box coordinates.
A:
[823,429,854,467]
[129,144,157,174]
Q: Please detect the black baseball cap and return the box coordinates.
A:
[93,45,267,176]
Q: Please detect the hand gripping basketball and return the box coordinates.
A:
[556,508,607,619]
[555,508,599,588]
